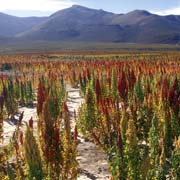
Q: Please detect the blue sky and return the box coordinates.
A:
[1,0,180,17]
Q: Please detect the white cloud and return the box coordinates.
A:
[0,0,73,12]
[152,7,180,16]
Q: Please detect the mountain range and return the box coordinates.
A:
[1,5,180,44]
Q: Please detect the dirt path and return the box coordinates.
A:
[66,86,111,180]
[0,104,38,147]
[1,86,111,180]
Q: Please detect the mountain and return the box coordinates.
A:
[111,10,180,43]
[0,12,47,37]
[1,5,180,44]
[17,5,124,42]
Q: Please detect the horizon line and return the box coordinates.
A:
[1,4,180,18]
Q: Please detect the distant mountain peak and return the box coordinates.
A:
[71,5,107,12]
[70,5,94,11]
[127,10,152,16]
[51,5,113,18]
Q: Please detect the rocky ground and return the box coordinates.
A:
[67,86,111,180]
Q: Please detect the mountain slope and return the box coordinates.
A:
[1,5,180,44]
[17,5,124,42]
[112,10,180,43]
[0,13,47,37]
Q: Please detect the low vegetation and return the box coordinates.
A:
[0,52,179,179]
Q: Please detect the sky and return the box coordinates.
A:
[1,0,180,17]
